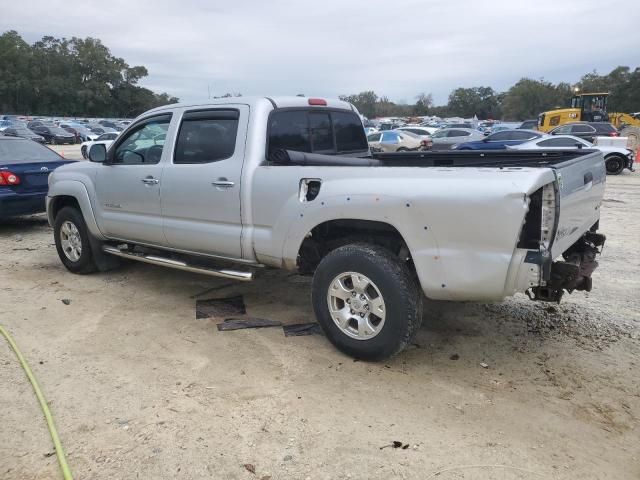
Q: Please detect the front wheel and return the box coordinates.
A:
[53,206,98,274]
[605,155,625,175]
[312,243,423,360]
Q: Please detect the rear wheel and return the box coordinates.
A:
[397,147,409,152]
[54,207,98,274]
[312,243,423,360]
[80,145,88,159]
[605,155,625,175]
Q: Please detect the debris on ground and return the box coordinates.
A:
[61,299,71,305]
[196,296,246,319]
[243,463,256,474]
[480,362,489,369]
[380,441,410,450]
[449,353,460,360]
[216,317,282,331]
[283,323,324,337]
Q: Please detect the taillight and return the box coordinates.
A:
[308,98,327,106]
[0,171,21,185]
[610,132,619,137]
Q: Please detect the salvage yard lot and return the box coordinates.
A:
[1,156,639,479]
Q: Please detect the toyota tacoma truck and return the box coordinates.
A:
[46,96,606,360]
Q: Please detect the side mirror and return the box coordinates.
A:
[575,143,583,149]
[89,143,107,163]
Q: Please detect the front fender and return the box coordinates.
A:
[47,180,105,240]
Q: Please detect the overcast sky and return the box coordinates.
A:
[3,0,639,105]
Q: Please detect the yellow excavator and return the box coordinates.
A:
[538,92,640,150]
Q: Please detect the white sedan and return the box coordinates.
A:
[80,132,119,159]
[509,135,634,175]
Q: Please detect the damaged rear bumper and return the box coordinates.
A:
[528,231,606,302]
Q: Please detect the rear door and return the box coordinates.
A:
[551,151,606,258]
[161,106,248,259]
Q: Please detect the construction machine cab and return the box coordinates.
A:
[570,93,609,122]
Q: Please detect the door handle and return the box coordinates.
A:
[141,177,159,185]
[584,172,593,184]
[212,178,235,188]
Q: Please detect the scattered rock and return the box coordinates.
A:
[61,299,71,305]
[244,463,256,474]
[480,362,489,369]
[449,353,460,360]
[15,235,23,242]
[283,455,293,461]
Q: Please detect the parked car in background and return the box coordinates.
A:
[87,124,118,135]
[518,120,538,130]
[509,134,634,175]
[446,122,474,129]
[0,136,75,218]
[454,129,543,150]
[397,126,434,139]
[0,120,14,131]
[2,127,46,144]
[31,125,76,145]
[59,123,98,143]
[363,126,378,135]
[80,132,119,159]
[98,120,124,131]
[27,120,52,130]
[367,130,427,153]
[549,122,619,143]
[430,128,485,150]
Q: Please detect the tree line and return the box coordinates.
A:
[341,66,640,120]
[0,30,179,118]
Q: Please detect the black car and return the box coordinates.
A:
[31,126,76,145]
[549,122,619,142]
[518,119,538,130]
[2,127,46,143]
[27,120,53,130]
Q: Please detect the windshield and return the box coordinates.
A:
[0,139,62,163]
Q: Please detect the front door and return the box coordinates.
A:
[161,106,248,259]
[94,114,172,245]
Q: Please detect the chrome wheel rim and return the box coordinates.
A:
[60,220,82,262]
[327,272,386,340]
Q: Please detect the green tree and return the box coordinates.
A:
[501,79,572,120]
[447,86,501,119]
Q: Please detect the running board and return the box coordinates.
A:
[102,245,253,281]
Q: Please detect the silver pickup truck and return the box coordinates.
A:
[46,96,606,360]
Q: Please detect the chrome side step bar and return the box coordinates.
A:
[102,245,253,281]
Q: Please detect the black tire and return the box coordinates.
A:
[397,147,409,152]
[605,155,625,175]
[80,145,87,159]
[312,243,423,360]
[53,206,98,274]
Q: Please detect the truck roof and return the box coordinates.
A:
[144,96,356,115]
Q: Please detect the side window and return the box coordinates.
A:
[112,115,171,165]
[268,111,311,154]
[510,130,537,140]
[488,131,511,141]
[431,130,447,138]
[381,132,399,143]
[572,124,595,133]
[554,125,571,134]
[448,130,468,137]
[367,133,382,142]
[538,138,578,147]
[174,110,239,164]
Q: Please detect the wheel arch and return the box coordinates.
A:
[295,218,412,274]
[47,180,105,239]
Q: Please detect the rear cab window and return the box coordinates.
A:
[268,109,368,157]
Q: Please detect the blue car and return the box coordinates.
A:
[454,129,543,150]
[0,137,75,219]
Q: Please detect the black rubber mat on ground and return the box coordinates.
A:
[196,296,246,319]
[217,317,282,331]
